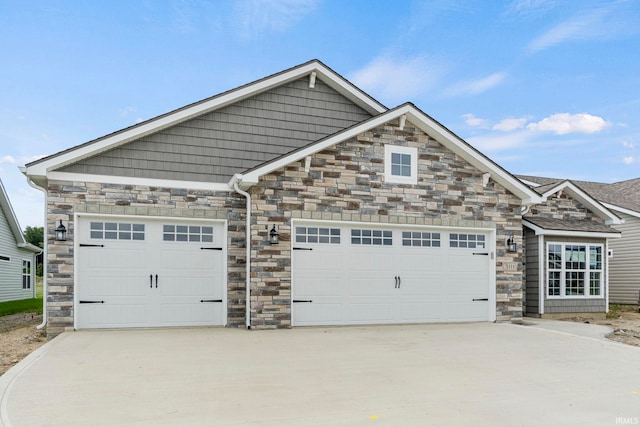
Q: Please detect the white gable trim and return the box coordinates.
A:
[522,220,621,239]
[24,60,387,178]
[0,180,41,252]
[238,104,542,204]
[47,172,232,192]
[602,202,640,219]
[539,181,622,225]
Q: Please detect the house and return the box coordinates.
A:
[22,60,620,336]
[0,179,41,302]
[519,175,640,306]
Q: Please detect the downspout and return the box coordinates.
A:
[26,177,48,330]
[231,177,252,329]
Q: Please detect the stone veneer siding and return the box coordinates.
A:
[249,119,524,329]
[526,193,603,223]
[45,181,246,336]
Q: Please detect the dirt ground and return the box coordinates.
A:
[0,313,47,376]
[1,309,640,377]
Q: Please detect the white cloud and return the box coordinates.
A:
[350,55,442,104]
[120,106,137,117]
[527,113,610,135]
[233,0,317,39]
[505,0,556,17]
[527,3,640,53]
[0,155,16,164]
[622,140,635,149]
[623,156,635,165]
[446,72,507,96]
[492,117,529,132]
[462,113,489,128]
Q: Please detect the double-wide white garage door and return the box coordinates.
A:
[76,216,225,329]
[292,222,494,326]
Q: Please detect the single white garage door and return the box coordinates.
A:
[292,222,493,326]
[76,216,225,329]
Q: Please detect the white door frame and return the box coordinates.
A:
[73,213,228,329]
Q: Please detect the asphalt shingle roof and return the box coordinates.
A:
[523,217,621,234]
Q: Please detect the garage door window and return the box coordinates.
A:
[402,231,441,247]
[450,233,485,249]
[163,225,213,242]
[90,222,145,240]
[295,227,340,244]
[351,229,392,246]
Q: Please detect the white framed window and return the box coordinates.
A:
[402,231,441,247]
[547,243,603,298]
[384,145,418,185]
[450,233,486,249]
[22,259,31,289]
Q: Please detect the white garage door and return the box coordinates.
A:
[76,216,225,329]
[292,222,493,326]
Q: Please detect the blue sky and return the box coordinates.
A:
[1,0,639,228]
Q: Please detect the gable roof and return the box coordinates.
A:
[0,179,41,253]
[523,217,621,238]
[517,174,640,215]
[23,59,387,186]
[234,103,543,205]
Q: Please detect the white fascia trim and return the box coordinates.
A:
[48,172,232,192]
[522,220,621,239]
[602,202,640,219]
[519,178,542,188]
[25,62,386,176]
[242,104,542,204]
[541,181,622,225]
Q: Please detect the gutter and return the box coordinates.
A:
[24,175,48,330]
[229,174,252,329]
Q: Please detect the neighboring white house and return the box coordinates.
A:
[0,179,41,302]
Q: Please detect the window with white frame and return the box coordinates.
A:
[22,259,31,290]
[384,145,418,184]
[547,243,603,297]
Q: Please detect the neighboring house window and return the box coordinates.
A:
[384,145,418,185]
[22,260,31,289]
[547,243,603,297]
[0,255,9,262]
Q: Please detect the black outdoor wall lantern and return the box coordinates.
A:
[269,224,279,245]
[55,219,67,242]
[506,232,517,252]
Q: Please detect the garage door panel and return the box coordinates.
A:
[293,223,492,326]
[77,217,225,329]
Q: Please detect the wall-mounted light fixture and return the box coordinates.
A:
[506,232,517,252]
[55,219,67,242]
[269,225,279,245]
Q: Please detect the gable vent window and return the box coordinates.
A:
[384,145,418,185]
[163,225,213,242]
[91,222,145,240]
[295,227,340,244]
[351,229,392,246]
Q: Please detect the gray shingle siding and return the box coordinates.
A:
[0,207,36,302]
[58,77,373,183]
[609,212,640,304]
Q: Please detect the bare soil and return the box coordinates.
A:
[1,310,640,377]
[0,313,47,376]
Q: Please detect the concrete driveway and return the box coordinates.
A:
[1,322,639,427]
